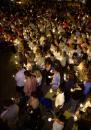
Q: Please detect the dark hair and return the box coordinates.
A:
[31,92,39,99]
[45,57,52,65]
[24,70,31,77]
[56,112,66,122]
[3,99,14,107]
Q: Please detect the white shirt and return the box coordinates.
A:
[55,92,65,108]
[15,68,25,87]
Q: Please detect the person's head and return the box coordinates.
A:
[67,72,75,80]
[45,58,52,71]
[3,99,14,107]
[16,65,23,71]
[28,92,39,109]
[24,70,31,78]
[31,92,39,99]
[54,65,60,73]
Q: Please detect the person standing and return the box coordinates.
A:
[15,66,25,97]
[51,66,61,98]
[0,99,19,129]
[24,70,38,97]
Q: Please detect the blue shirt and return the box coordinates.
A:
[83,82,91,95]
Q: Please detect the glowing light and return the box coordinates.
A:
[16,1,22,4]
[48,76,52,78]
[52,28,55,33]
[12,75,15,78]
[27,104,29,106]
[48,118,52,122]
[74,36,76,40]
[11,97,15,101]
[15,61,18,65]
[87,34,89,38]
[80,103,83,108]
[10,0,14,2]
[36,62,38,65]
[48,76,51,78]
[83,17,85,20]
[81,79,83,82]
[50,89,53,93]
[50,70,53,73]
[15,55,17,58]
[70,88,74,92]
[74,116,78,121]
[64,74,67,81]
[30,110,33,114]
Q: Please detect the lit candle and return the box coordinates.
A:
[64,74,67,81]
[50,89,53,93]
[48,118,52,122]
[70,88,74,92]
[80,103,83,108]
[81,79,83,82]
[48,76,52,78]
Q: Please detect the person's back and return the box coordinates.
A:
[6,104,18,122]
[1,102,19,126]
[24,70,38,97]
[20,92,43,130]
[31,76,38,93]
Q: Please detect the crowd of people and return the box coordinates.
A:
[0,1,91,130]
